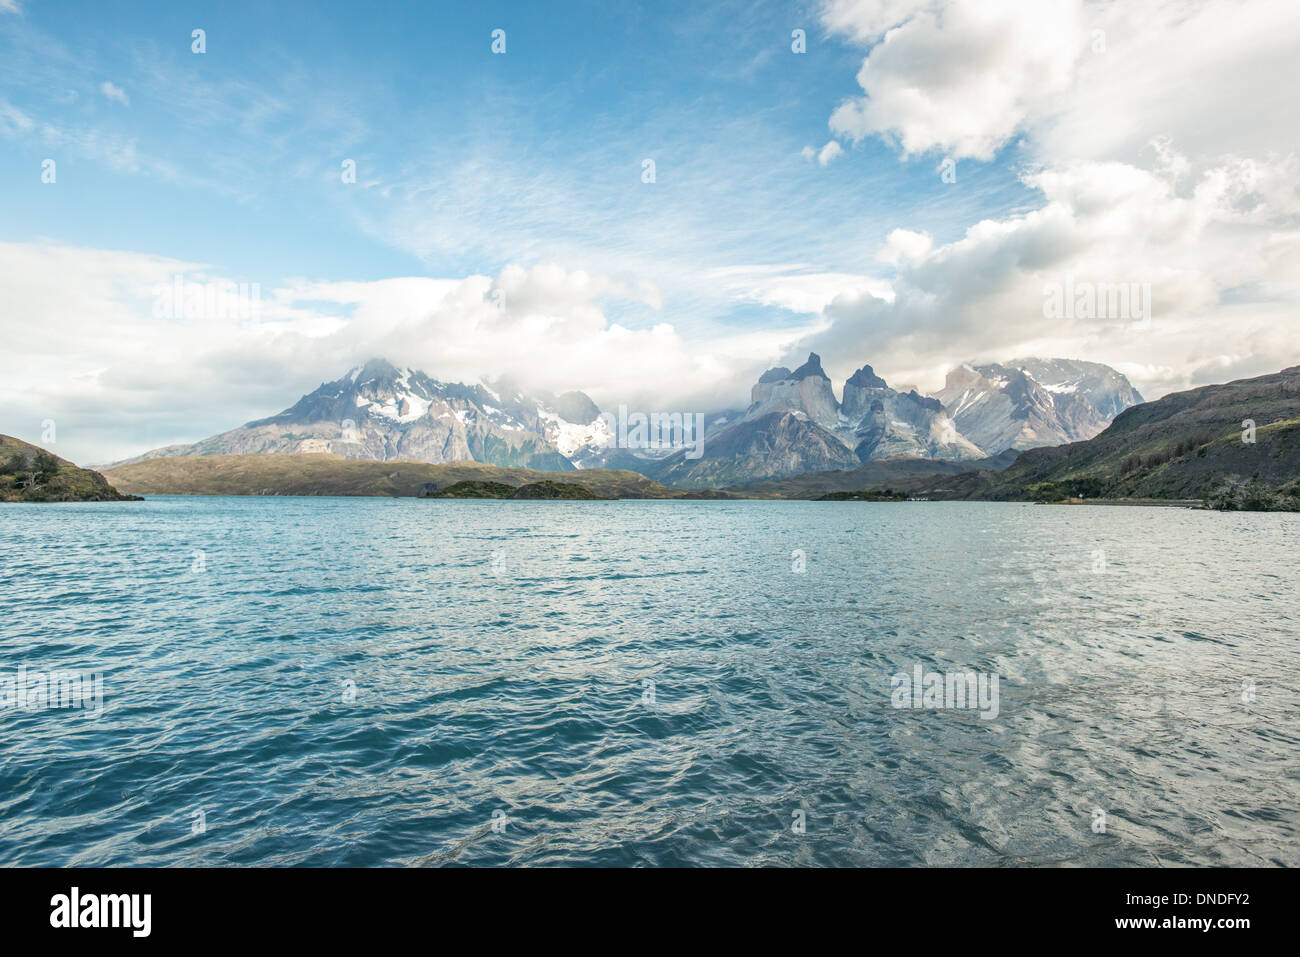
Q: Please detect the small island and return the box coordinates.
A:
[423,479,608,500]
[816,488,909,502]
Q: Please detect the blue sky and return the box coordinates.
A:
[1,1,1026,318]
[3,0,1299,463]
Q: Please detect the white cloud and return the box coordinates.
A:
[801,140,844,166]
[877,229,933,266]
[822,0,1300,167]
[0,244,801,464]
[818,0,934,42]
[706,264,893,314]
[801,0,1300,396]
[792,152,1300,397]
[1036,0,1300,165]
[98,80,129,106]
[0,0,21,15]
[827,0,1083,161]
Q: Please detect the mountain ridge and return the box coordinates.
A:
[887,366,1300,509]
[107,353,1141,489]
[934,357,1143,454]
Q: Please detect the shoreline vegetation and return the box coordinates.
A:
[92,447,1298,511]
[1042,498,1206,508]
[0,435,140,503]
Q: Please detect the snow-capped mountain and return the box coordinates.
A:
[115,359,614,470]
[114,355,1144,487]
[653,353,985,488]
[933,358,1143,454]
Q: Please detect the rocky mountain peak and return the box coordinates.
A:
[933,357,1143,454]
[942,363,988,391]
[846,364,888,390]
[751,353,839,429]
[550,390,601,426]
[791,352,830,381]
[757,366,794,384]
[352,358,404,388]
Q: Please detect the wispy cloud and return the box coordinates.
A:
[0,96,32,134]
[98,80,128,105]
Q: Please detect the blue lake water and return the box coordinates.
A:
[1,496,1297,866]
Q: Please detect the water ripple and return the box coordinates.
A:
[0,497,1297,865]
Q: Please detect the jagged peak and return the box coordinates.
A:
[846,364,888,390]
[352,357,403,385]
[791,353,829,381]
[758,353,831,385]
[903,390,942,413]
[943,361,1006,391]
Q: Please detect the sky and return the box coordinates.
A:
[2,0,1299,464]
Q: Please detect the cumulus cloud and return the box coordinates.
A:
[796,0,1300,395]
[1035,0,1300,165]
[99,80,129,106]
[790,152,1300,397]
[826,0,1083,161]
[0,245,803,464]
[821,0,1300,166]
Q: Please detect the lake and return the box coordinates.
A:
[1,496,1297,866]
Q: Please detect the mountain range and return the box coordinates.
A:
[650,353,986,488]
[95,365,1300,510]
[111,355,1143,487]
[885,366,1300,510]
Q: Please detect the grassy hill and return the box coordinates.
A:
[102,453,682,499]
[101,449,1018,501]
[1,435,141,503]
[908,366,1300,509]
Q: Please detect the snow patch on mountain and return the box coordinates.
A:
[932,358,1142,454]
